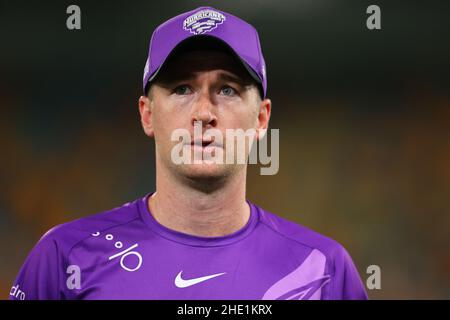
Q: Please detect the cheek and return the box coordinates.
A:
[152,109,188,147]
[150,107,170,143]
[222,108,258,130]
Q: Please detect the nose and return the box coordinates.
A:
[191,90,217,128]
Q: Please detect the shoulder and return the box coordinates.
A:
[253,203,369,299]
[10,195,147,300]
[253,203,351,266]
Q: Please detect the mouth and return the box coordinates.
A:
[189,139,222,149]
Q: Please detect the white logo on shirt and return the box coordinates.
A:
[92,231,143,272]
[10,284,26,300]
[175,271,226,288]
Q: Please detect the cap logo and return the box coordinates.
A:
[183,9,226,35]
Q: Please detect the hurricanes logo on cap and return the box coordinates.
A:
[183,9,226,35]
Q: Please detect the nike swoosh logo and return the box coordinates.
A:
[174,271,226,288]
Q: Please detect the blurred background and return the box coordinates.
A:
[1,0,449,299]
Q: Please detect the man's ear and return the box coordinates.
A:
[139,96,155,138]
[256,98,271,140]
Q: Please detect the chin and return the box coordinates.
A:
[181,163,230,180]
[174,163,238,192]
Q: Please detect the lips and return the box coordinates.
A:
[191,139,213,147]
[189,139,222,148]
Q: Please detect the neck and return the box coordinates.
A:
[148,161,250,237]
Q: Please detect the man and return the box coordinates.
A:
[10,6,368,300]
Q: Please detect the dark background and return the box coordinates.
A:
[1,0,449,299]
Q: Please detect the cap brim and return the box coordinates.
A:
[145,35,263,98]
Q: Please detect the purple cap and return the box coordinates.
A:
[143,6,267,98]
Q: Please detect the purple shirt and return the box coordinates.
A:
[10,192,368,300]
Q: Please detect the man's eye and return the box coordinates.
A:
[174,85,192,95]
[220,86,237,96]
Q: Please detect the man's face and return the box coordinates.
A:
[139,49,271,184]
